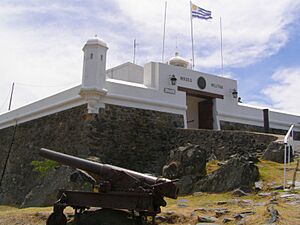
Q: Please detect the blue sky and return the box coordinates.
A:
[0,0,300,114]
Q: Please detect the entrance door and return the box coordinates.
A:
[198,99,213,129]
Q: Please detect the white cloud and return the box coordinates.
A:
[115,0,300,68]
[263,67,300,113]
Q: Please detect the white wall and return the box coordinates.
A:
[1,59,300,133]
[217,102,300,132]
[106,62,143,84]
[0,62,187,130]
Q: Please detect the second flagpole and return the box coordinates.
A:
[162,1,167,62]
[190,1,195,69]
[220,17,224,75]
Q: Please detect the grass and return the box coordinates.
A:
[0,159,299,225]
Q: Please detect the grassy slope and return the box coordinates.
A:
[0,159,300,225]
[160,159,300,225]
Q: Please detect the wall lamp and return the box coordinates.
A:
[170,75,177,86]
[232,88,238,98]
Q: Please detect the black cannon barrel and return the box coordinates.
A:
[40,148,178,198]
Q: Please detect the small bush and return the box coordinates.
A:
[31,160,59,177]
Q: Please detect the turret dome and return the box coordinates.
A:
[168,52,189,68]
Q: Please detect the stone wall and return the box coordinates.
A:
[0,104,184,205]
[0,104,278,206]
[0,105,90,205]
[220,120,300,140]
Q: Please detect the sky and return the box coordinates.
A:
[0,0,300,114]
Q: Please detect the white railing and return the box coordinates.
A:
[283,124,294,189]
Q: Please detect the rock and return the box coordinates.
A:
[259,192,272,197]
[232,188,248,197]
[194,155,259,193]
[239,210,255,215]
[280,193,300,199]
[163,143,207,194]
[160,211,185,224]
[223,218,234,223]
[263,141,293,163]
[70,169,96,185]
[240,199,253,204]
[255,181,263,191]
[198,216,217,223]
[193,208,207,212]
[269,196,278,204]
[179,175,194,194]
[155,215,167,223]
[286,200,300,205]
[269,185,284,190]
[217,201,227,205]
[217,161,226,166]
[215,209,229,218]
[21,166,92,207]
[266,205,279,224]
[233,213,245,220]
[163,143,207,179]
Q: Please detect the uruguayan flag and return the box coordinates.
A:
[191,3,212,20]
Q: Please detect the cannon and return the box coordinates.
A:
[39,148,179,225]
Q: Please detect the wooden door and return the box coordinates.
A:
[198,99,213,129]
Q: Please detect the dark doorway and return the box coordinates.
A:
[178,86,223,130]
[198,99,213,129]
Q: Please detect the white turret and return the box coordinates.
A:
[168,52,189,68]
[79,36,108,113]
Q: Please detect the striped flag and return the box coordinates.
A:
[191,2,212,20]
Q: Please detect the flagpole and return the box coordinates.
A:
[162,1,167,62]
[133,39,136,64]
[8,82,15,111]
[220,17,224,75]
[190,1,195,69]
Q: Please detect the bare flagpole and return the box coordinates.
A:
[190,1,195,69]
[220,17,224,75]
[133,39,136,64]
[162,1,167,62]
[8,82,15,111]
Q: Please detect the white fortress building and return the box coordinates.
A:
[0,37,300,135]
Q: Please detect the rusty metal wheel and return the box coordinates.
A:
[136,215,147,225]
[46,212,67,225]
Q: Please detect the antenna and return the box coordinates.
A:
[8,82,15,111]
[220,17,224,75]
[133,39,137,64]
[162,1,167,62]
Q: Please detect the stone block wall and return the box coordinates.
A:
[220,120,300,140]
[0,105,90,205]
[0,104,184,205]
[0,103,278,206]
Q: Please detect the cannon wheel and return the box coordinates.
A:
[46,213,67,225]
[136,215,147,225]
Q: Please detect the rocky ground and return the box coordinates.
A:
[0,159,300,225]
